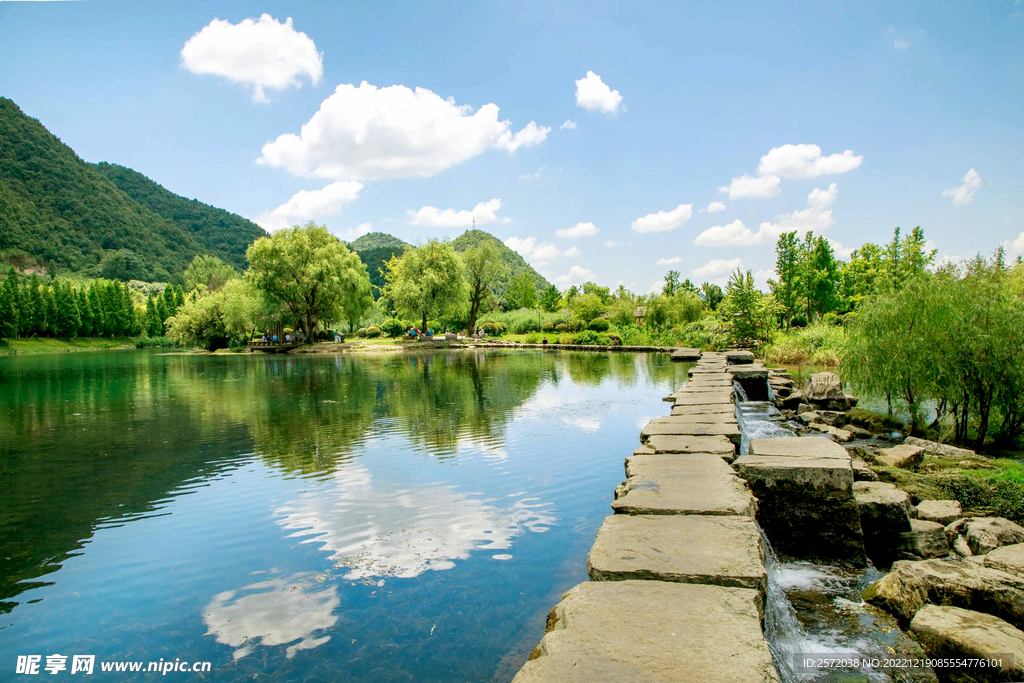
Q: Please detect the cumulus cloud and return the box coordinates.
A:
[692,258,743,279]
[942,169,981,207]
[706,201,727,213]
[631,204,693,233]
[518,167,544,180]
[894,39,909,49]
[556,222,599,238]
[554,265,596,286]
[828,238,854,259]
[258,82,549,180]
[407,198,510,228]
[564,247,582,259]
[695,183,838,246]
[604,240,620,248]
[253,180,363,232]
[575,71,622,114]
[754,269,776,289]
[560,119,577,130]
[504,236,563,264]
[720,144,861,200]
[656,257,682,265]
[181,15,322,102]
[1000,233,1024,259]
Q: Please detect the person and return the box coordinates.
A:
[334,331,341,343]
[542,337,548,344]
[427,328,433,337]
[285,333,291,342]
[273,334,278,342]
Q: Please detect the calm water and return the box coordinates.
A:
[0,349,689,682]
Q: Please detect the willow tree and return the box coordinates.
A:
[246,222,372,340]
[383,239,466,332]
[462,240,507,334]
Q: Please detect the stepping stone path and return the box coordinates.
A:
[514,350,783,682]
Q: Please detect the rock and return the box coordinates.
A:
[512,581,779,683]
[897,520,950,560]
[983,544,1024,578]
[633,444,655,455]
[903,436,976,459]
[773,391,803,411]
[643,434,737,460]
[809,423,853,442]
[875,444,925,469]
[725,350,755,364]
[909,605,1024,681]
[846,425,873,439]
[817,410,848,427]
[612,454,756,516]
[798,411,820,424]
[797,403,814,415]
[670,404,736,416]
[952,536,973,558]
[640,418,741,448]
[587,514,766,593]
[965,518,1024,556]
[804,372,844,401]
[862,558,1024,629]
[945,518,967,546]
[671,347,701,361]
[844,394,859,408]
[727,365,768,380]
[734,437,864,564]
[851,458,879,482]
[847,408,902,434]
[854,481,913,568]
[916,500,963,526]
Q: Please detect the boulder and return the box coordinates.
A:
[845,425,873,439]
[916,500,963,526]
[951,536,973,558]
[851,458,879,482]
[846,408,902,434]
[897,519,950,560]
[798,411,820,425]
[809,423,853,442]
[725,350,755,364]
[727,365,768,380]
[853,481,913,568]
[797,403,815,415]
[803,372,844,401]
[965,518,1024,556]
[875,444,925,469]
[862,558,1024,629]
[512,581,779,683]
[817,410,848,427]
[773,391,803,411]
[909,605,1024,682]
[983,544,1024,578]
[903,436,976,459]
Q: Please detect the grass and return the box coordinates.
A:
[0,337,137,355]
[760,323,846,366]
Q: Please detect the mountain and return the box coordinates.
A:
[0,97,265,281]
[451,229,552,294]
[93,163,265,272]
[348,232,412,294]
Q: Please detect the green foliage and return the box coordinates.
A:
[503,272,537,310]
[762,323,846,366]
[380,318,406,338]
[721,269,782,344]
[662,270,681,296]
[450,229,552,297]
[569,292,607,323]
[565,319,587,333]
[165,278,264,350]
[363,325,382,338]
[539,284,562,312]
[382,239,467,331]
[99,249,146,281]
[699,282,723,311]
[184,254,237,292]
[478,308,564,334]
[571,330,607,345]
[247,222,371,339]
[462,240,508,332]
[588,318,610,332]
[348,232,411,296]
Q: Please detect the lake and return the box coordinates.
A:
[0,349,688,682]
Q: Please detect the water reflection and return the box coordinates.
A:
[203,571,340,660]
[275,465,556,580]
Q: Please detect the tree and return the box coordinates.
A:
[247,222,372,340]
[504,272,537,310]
[462,241,508,333]
[99,249,146,281]
[184,254,237,292]
[569,292,607,324]
[564,285,580,303]
[662,270,681,297]
[339,277,374,333]
[769,232,801,323]
[582,281,611,303]
[539,284,562,313]
[0,271,18,340]
[382,238,466,332]
[720,269,781,344]
[801,234,840,319]
[699,282,724,311]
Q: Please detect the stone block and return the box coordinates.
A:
[916,500,963,526]
[670,403,736,417]
[643,435,737,460]
[670,347,702,361]
[983,544,1024,578]
[909,605,1024,682]
[588,514,766,593]
[965,517,1024,556]
[853,481,913,568]
[512,581,779,683]
[875,444,924,469]
[809,423,853,442]
[641,419,741,447]
[897,519,950,560]
[817,410,848,427]
[903,436,976,459]
[725,350,755,364]
[613,454,756,516]
[728,365,769,380]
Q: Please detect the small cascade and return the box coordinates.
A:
[735,379,796,455]
[733,379,749,402]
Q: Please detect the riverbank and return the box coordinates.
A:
[0,337,138,355]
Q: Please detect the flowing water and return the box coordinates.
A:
[0,349,690,682]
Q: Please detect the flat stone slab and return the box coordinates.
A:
[750,436,851,460]
[727,365,768,380]
[649,415,737,427]
[916,500,963,526]
[671,403,737,416]
[904,436,976,459]
[670,347,702,361]
[666,394,736,406]
[513,581,779,683]
[643,435,737,458]
[984,543,1024,578]
[733,453,854,490]
[641,419,741,446]
[588,514,766,593]
[725,350,756,364]
[876,444,924,468]
[613,454,755,516]
[909,605,1024,681]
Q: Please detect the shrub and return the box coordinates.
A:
[566,319,586,333]
[364,325,382,338]
[477,308,563,334]
[524,333,541,344]
[822,312,843,326]
[588,318,610,332]
[790,316,808,328]
[135,336,177,348]
[541,322,554,332]
[572,330,608,345]
[380,319,405,338]
[555,323,567,332]
[481,322,499,335]
[494,322,507,335]
[356,327,368,337]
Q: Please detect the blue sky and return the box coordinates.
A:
[2,1,1022,292]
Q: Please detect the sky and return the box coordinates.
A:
[2,0,1022,293]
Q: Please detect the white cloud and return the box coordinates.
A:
[692,258,743,279]
[603,240,620,248]
[560,119,577,130]
[757,144,863,180]
[706,201,727,213]
[656,257,682,266]
[696,183,839,246]
[720,144,861,200]
[575,71,622,114]
[181,15,322,102]
[754,269,776,289]
[407,198,510,228]
[719,174,782,200]
[253,180,363,232]
[564,247,582,259]
[894,38,909,49]
[554,265,596,286]
[258,82,549,180]
[1000,233,1024,258]
[942,169,981,207]
[828,238,854,259]
[504,236,563,264]
[631,204,693,233]
[518,167,544,180]
[556,222,599,238]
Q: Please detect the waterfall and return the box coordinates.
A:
[761,527,805,683]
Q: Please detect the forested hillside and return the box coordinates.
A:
[94,163,265,271]
[348,232,412,294]
[451,229,552,295]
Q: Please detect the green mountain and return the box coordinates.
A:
[0,97,265,281]
[93,163,265,272]
[451,229,552,294]
[348,232,412,294]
